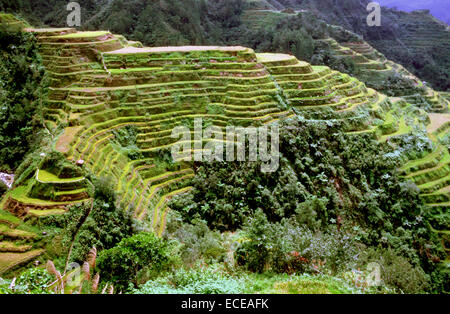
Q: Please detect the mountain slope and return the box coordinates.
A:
[377,0,450,25]
[273,0,449,91]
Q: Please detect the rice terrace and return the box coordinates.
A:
[0,0,448,297]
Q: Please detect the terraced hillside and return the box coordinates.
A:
[0,208,44,275]
[242,9,449,112]
[0,27,383,227]
[266,0,450,91]
[0,19,448,268]
[401,114,450,259]
[0,12,29,30]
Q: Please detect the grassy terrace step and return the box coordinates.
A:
[38,37,124,50]
[73,112,273,156]
[0,241,32,253]
[0,210,21,228]
[406,163,450,186]
[418,174,450,194]
[136,172,195,220]
[379,117,412,142]
[137,130,238,149]
[401,146,446,174]
[76,99,272,125]
[0,224,37,240]
[8,186,86,208]
[117,162,155,200]
[0,249,45,275]
[404,151,450,183]
[266,63,313,75]
[27,209,68,217]
[156,187,193,236]
[62,79,280,97]
[256,53,298,66]
[40,31,113,43]
[91,144,119,177]
[68,119,148,159]
[53,188,87,197]
[128,168,194,213]
[36,170,84,184]
[48,63,103,74]
[26,28,76,36]
[421,190,450,204]
[104,45,254,58]
[268,67,333,83]
[77,134,116,163]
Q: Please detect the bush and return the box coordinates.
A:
[132,264,243,294]
[0,181,7,196]
[165,213,227,266]
[236,209,360,274]
[357,247,430,293]
[39,176,134,265]
[0,27,48,170]
[97,232,177,291]
[0,268,53,294]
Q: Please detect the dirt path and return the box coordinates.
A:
[105,46,248,54]
[428,113,450,133]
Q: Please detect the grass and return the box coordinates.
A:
[9,186,82,206]
[0,224,37,239]
[0,241,32,253]
[28,209,67,217]
[52,31,110,39]
[0,210,21,226]
[0,249,45,275]
[242,273,360,294]
[36,170,84,183]
[379,117,412,142]
[401,145,444,172]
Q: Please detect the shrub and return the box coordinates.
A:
[0,181,7,196]
[96,232,177,291]
[236,209,360,274]
[132,264,243,294]
[0,27,48,170]
[0,268,53,294]
[165,213,227,266]
[357,247,430,293]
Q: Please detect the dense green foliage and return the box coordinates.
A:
[0,268,52,294]
[165,215,227,266]
[169,118,446,292]
[132,264,243,294]
[40,177,134,267]
[0,180,7,196]
[97,232,176,290]
[0,27,47,170]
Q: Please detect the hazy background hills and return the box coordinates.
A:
[0,0,448,90]
[378,0,450,25]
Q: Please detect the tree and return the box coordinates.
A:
[96,232,175,290]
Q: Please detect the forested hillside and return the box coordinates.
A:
[1,0,448,91]
[269,0,450,91]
